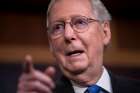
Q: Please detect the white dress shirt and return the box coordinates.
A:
[71,67,113,93]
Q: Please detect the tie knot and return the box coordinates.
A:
[85,85,101,93]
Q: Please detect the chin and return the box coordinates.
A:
[64,63,88,75]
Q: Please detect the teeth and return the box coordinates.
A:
[66,50,84,56]
[70,53,81,56]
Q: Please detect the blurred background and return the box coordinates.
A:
[0,0,140,92]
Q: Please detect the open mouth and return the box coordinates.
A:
[65,50,84,56]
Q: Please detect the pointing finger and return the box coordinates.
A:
[23,54,34,73]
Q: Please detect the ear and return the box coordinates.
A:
[102,21,111,46]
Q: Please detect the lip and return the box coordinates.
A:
[64,49,85,61]
[65,50,84,57]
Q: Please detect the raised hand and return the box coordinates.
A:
[17,54,56,93]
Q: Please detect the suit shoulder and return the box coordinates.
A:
[111,73,140,93]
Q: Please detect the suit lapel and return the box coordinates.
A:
[109,73,120,93]
[109,72,137,93]
[54,75,75,93]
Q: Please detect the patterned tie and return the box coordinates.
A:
[84,85,109,93]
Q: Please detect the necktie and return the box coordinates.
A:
[84,85,101,93]
[84,85,109,93]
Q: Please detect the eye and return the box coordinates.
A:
[73,18,88,29]
[51,23,64,35]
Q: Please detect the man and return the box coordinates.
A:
[17,0,140,93]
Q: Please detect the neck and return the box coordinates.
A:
[67,66,103,86]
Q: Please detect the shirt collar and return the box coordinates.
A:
[96,67,112,93]
[71,67,112,93]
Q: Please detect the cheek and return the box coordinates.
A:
[88,25,104,47]
[82,30,103,50]
[50,38,66,62]
[80,27,104,59]
[50,38,64,52]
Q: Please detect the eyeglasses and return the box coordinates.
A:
[47,16,99,39]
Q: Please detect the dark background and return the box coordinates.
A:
[0,0,140,93]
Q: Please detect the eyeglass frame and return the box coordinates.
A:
[47,15,100,39]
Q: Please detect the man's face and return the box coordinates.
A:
[48,0,111,77]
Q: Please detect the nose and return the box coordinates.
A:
[64,23,76,43]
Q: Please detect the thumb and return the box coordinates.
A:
[23,54,34,73]
[45,66,56,78]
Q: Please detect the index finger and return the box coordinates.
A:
[23,54,34,73]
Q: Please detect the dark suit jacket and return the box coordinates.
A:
[53,72,140,93]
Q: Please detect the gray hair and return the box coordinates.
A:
[90,0,111,21]
[46,0,111,27]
